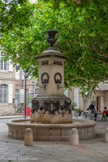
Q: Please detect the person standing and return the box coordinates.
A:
[89,103,95,112]
[89,103,96,120]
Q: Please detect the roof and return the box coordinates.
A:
[35,47,68,60]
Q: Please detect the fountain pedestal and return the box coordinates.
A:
[31,45,72,123]
[31,95,72,124]
[30,30,72,124]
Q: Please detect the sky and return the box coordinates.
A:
[2,0,37,4]
[29,0,37,4]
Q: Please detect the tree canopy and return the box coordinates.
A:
[0,0,108,93]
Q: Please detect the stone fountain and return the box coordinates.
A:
[30,29,72,124]
[7,30,96,141]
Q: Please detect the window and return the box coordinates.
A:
[35,89,39,97]
[26,89,29,94]
[41,61,49,65]
[0,85,8,103]
[0,51,7,70]
[15,89,20,104]
[53,61,62,65]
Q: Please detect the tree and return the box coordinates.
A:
[0,0,35,33]
[0,0,108,109]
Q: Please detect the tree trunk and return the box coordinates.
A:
[82,95,90,111]
[81,86,96,111]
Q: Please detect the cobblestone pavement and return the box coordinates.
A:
[0,118,108,162]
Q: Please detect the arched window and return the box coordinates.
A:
[0,85,8,103]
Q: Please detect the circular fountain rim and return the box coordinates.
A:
[7,119,96,140]
[7,119,96,128]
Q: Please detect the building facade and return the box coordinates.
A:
[95,82,108,111]
[67,82,108,111]
[0,51,38,115]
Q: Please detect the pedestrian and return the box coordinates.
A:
[89,102,95,112]
[94,110,97,121]
[89,103,95,120]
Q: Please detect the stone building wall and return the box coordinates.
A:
[0,59,37,115]
[68,87,84,110]
[95,82,108,111]
[67,82,108,111]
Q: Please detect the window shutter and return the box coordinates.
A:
[8,84,13,103]
[9,60,13,71]
[74,88,79,109]
[20,89,24,103]
[15,69,20,80]
[22,71,24,80]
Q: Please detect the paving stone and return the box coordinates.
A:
[0,119,108,162]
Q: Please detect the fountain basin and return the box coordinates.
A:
[7,119,96,141]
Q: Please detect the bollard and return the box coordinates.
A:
[70,128,79,146]
[105,127,108,142]
[24,128,33,146]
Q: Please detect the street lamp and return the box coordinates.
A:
[32,80,35,98]
[23,69,28,119]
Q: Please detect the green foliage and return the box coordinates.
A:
[71,102,77,111]
[0,0,108,92]
[0,0,35,33]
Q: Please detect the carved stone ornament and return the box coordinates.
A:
[31,100,71,115]
[54,73,62,84]
[41,72,49,84]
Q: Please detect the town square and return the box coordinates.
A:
[0,0,108,162]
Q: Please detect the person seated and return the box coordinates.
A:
[102,107,108,120]
[78,109,82,116]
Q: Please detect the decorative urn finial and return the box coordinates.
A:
[45,29,58,47]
